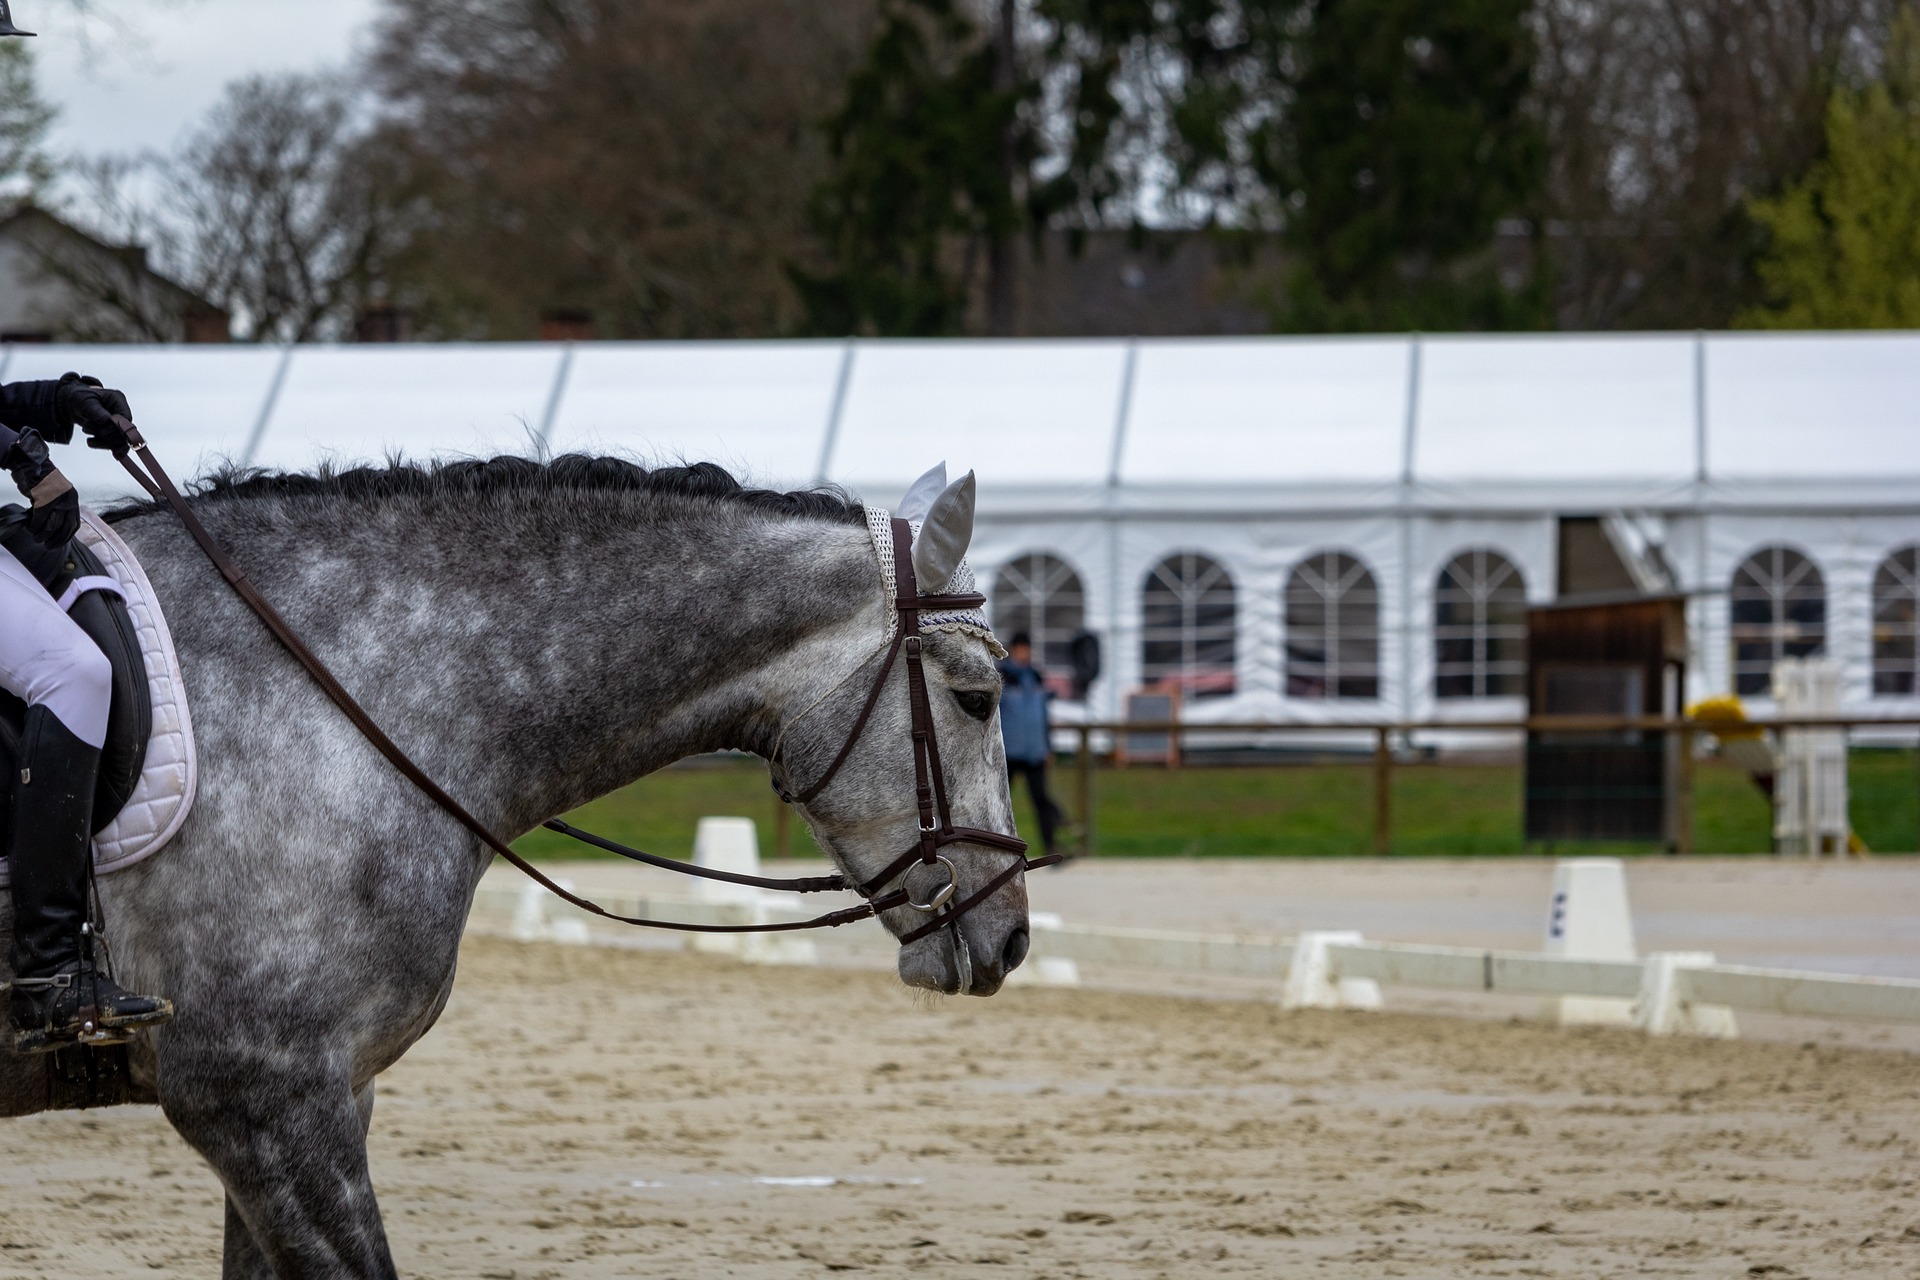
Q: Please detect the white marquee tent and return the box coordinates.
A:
[6,332,1917,727]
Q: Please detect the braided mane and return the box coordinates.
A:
[103,454,867,527]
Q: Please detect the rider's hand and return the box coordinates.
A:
[5,428,80,547]
[54,372,134,453]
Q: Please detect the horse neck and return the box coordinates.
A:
[191,493,883,837]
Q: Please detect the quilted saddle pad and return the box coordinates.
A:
[0,509,198,886]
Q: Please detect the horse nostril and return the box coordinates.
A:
[1001,926,1030,974]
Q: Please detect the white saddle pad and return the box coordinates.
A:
[0,510,198,887]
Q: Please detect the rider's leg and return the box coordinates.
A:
[1,548,171,1053]
[0,546,111,748]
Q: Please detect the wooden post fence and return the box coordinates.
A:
[1050,714,1920,858]
[1372,726,1392,855]
[1076,723,1095,856]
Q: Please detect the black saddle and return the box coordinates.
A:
[0,505,152,837]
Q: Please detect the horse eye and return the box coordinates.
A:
[952,690,994,722]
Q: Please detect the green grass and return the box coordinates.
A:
[512,759,818,861]
[1848,748,1920,854]
[511,750,1920,860]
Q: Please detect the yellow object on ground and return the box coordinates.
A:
[1691,694,1775,775]
[1689,694,1763,741]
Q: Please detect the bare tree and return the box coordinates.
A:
[56,72,416,342]
[1532,0,1895,328]
[0,38,55,199]
[369,0,877,340]
[162,73,415,341]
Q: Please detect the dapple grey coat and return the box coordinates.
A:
[0,457,1031,1278]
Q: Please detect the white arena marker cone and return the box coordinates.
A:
[1007,956,1082,987]
[545,876,591,945]
[692,816,761,957]
[692,816,818,966]
[1542,858,1636,1026]
[510,880,547,943]
[1007,912,1078,987]
[692,817,761,906]
[511,876,591,945]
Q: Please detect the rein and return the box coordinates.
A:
[108,421,1054,943]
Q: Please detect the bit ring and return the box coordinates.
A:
[904,856,959,913]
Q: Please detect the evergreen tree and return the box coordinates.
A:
[1739,9,1920,330]
[794,0,1023,336]
[1278,0,1547,330]
[804,0,1547,335]
[1031,0,1296,231]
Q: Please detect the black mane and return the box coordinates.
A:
[103,454,868,527]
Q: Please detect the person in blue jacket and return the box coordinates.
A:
[997,633,1066,855]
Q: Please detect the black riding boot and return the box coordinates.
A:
[6,705,172,1055]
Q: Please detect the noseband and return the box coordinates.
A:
[771,518,1059,946]
[114,424,1053,945]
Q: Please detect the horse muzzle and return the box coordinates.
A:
[897,910,1031,996]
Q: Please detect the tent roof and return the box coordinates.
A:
[547,341,844,488]
[8,331,1917,512]
[1124,337,1410,490]
[1417,335,1699,487]
[828,340,1125,495]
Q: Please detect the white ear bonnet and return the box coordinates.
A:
[863,509,1002,658]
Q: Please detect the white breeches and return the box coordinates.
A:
[0,546,111,749]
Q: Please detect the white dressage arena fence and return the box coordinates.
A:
[470,838,1920,1040]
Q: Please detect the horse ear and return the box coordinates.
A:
[912,470,974,590]
[897,461,947,523]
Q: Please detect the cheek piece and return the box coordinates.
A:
[767,516,1058,947]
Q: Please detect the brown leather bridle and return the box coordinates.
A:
[766,517,1058,945]
[111,425,1054,945]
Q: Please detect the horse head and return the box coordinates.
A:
[770,464,1033,997]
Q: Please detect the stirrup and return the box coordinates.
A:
[6,974,167,1056]
[13,1022,135,1055]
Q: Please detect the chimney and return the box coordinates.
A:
[539,308,595,342]
[353,305,415,343]
[184,304,232,344]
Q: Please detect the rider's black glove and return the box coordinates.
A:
[54,372,134,453]
[5,427,80,547]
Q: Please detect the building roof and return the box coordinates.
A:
[6,330,1917,513]
[0,206,229,344]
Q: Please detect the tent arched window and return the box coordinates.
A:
[1285,551,1380,699]
[1730,546,1826,696]
[1872,547,1919,696]
[1434,549,1527,699]
[990,553,1086,676]
[1141,552,1237,698]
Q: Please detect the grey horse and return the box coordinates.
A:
[0,455,1032,1277]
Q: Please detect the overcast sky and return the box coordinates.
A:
[30,0,383,157]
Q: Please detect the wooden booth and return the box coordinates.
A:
[1524,594,1688,845]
